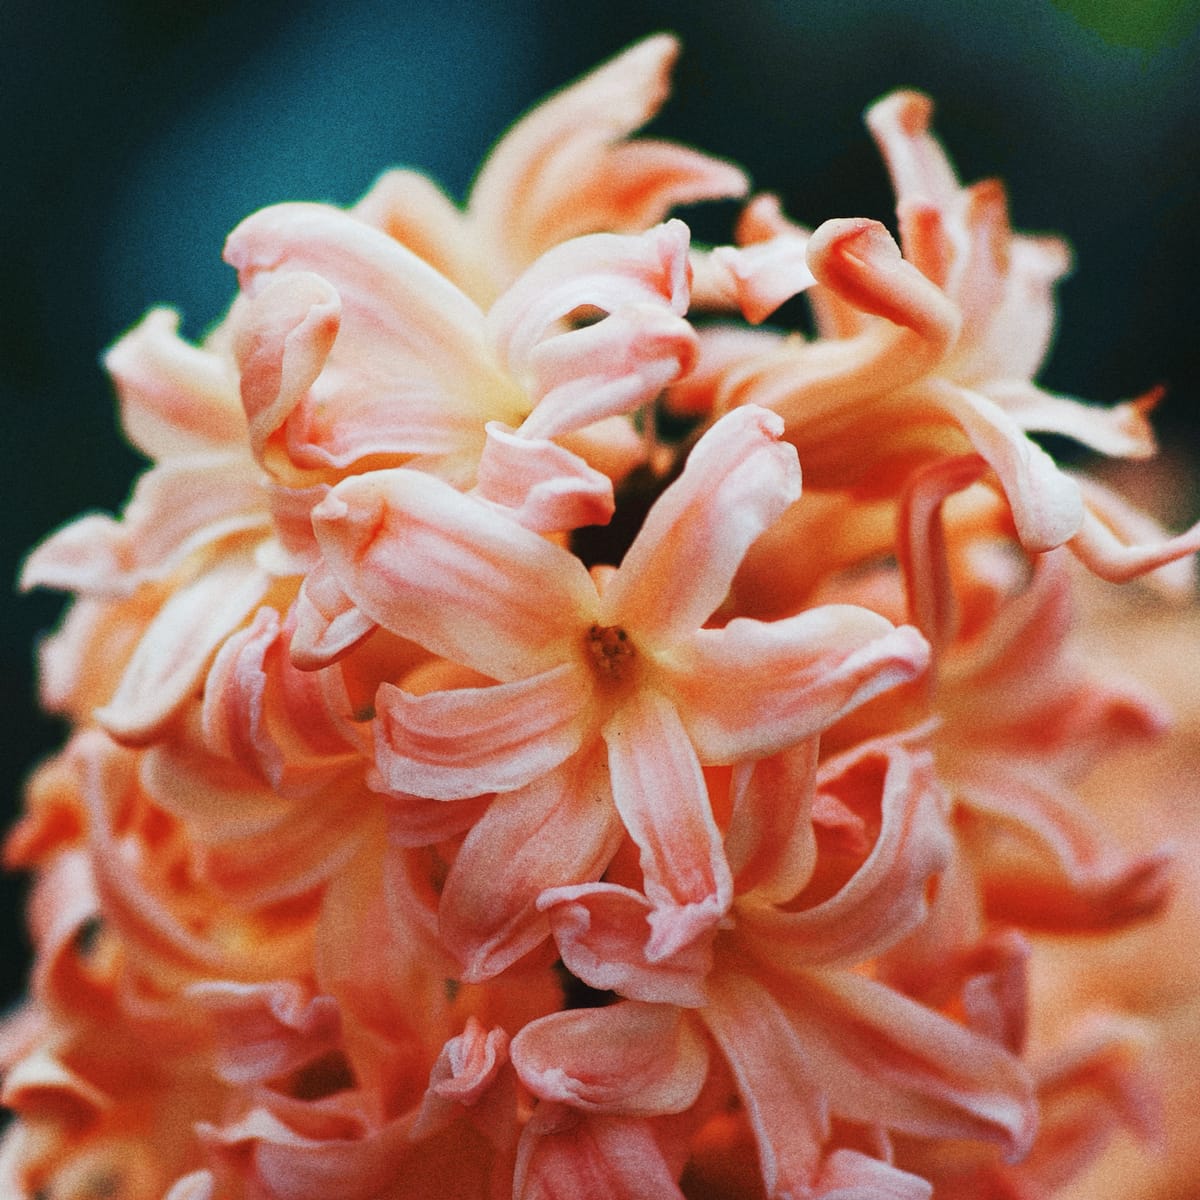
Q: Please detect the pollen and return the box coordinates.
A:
[586,623,636,679]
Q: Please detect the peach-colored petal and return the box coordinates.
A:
[512,1002,708,1115]
[440,750,622,982]
[233,269,342,464]
[187,979,341,1086]
[667,612,930,763]
[352,167,485,298]
[865,90,961,211]
[539,882,712,1007]
[467,33,747,282]
[226,202,521,469]
[698,233,815,324]
[815,1149,933,1199]
[289,559,379,670]
[741,743,951,968]
[603,689,732,960]
[922,378,1085,551]
[474,421,614,532]
[776,968,1037,1158]
[897,455,990,656]
[19,455,267,597]
[103,307,244,458]
[724,737,820,904]
[95,557,271,745]
[1068,475,1200,590]
[410,1018,512,1140]
[313,468,597,681]
[602,404,800,642]
[372,661,593,800]
[512,1104,688,1200]
[164,1171,217,1200]
[702,971,830,1198]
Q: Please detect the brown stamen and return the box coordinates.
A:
[587,623,636,679]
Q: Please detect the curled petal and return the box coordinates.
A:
[290,559,379,670]
[604,689,732,959]
[698,234,815,324]
[95,558,271,745]
[539,882,712,1007]
[512,1003,708,1116]
[923,379,1085,552]
[314,468,597,681]
[668,612,930,763]
[475,422,614,532]
[372,662,593,800]
[226,202,519,469]
[233,270,342,464]
[411,1018,511,1139]
[865,90,961,211]
[468,32,747,280]
[519,302,698,441]
[440,751,622,982]
[742,743,951,967]
[1068,474,1200,591]
[187,979,341,1087]
[603,404,801,642]
[513,1105,688,1200]
[104,307,244,458]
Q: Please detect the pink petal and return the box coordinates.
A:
[602,404,801,643]
[372,661,593,800]
[411,1018,511,1139]
[186,979,341,1086]
[814,1149,933,1200]
[1069,476,1200,589]
[225,202,519,469]
[468,33,747,281]
[539,882,712,1007]
[922,379,1085,552]
[988,379,1159,460]
[512,1003,708,1115]
[518,301,698,442]
[103,307,244,458]
[95,558,271,745]
[897,455,989,656]
[740,742,951,967]
[603,689,732,959]
[699,234,815,324]
[865,90,961,211]
[667,612,930,763]
[313,467,597,682]
[439,751,623,981]
[724,737,820,904]
[474,421,614,532]
[164,1172,217,1200]
[776,968,1037,1159]
[233,269,342,464]
[351,168,488,300]
[289,559,379,670]
[513,1105,688,1200]
[702,971,830,1198]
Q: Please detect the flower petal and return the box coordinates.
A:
[95,558,271,745]
[372,662,593,800]
[604,689,732,959]
[539,882,712,1007]
[440,751,622,982]
[468,33,746,281]
[667,611,930,763]
[702,971,830,1199]
[512,1003,708,1115]
[225,202,520,469]
[474,421,614,532]
[602,404,801,642]
[313,468,597,681]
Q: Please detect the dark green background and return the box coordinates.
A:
[2,0,1198,1009]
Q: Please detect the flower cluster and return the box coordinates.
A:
[6,34,1199,1200]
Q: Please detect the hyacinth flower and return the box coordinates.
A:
[6,31,1200,1200]
[689,91,1200,585]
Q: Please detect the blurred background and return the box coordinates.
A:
[2,0,1197,1008]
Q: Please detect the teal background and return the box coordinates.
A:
[2,0,1198,1008]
